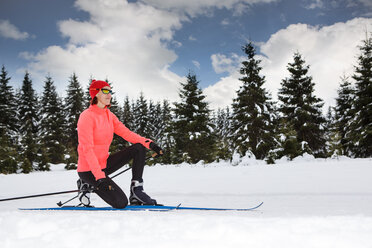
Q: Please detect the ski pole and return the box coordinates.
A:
[0,153,160,203]
[0,190,79,202]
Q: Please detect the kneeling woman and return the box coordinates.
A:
[77,80,163,208]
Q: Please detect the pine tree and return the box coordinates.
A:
[132,92,149,137]
[64,73,84,160]
[324,106,339,157]
[276,119,301,160]
[334,75,356,156]
[214,107,233,161]
[122,96,134,130]
[278,52,326,158]
[0,132,18,174]
[147,100,156,139]
[0,65,19,173]
[110,96,122,117]
[0,65,18,138]
[172,72,216,164]
[147,100,163,141]
[231,42,277,161]
[158,100,173,164]
[145,100,163,165]
[118,95,134,149]
[18,72,39,172]
[39,75,66,165]
[84,77,94,108]
[110,95,126,152]
[351,34,372,157]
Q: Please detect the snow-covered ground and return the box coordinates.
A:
[1,156,372,248]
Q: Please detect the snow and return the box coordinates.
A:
[1,157,372,248]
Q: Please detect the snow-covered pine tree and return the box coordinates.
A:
[172,72,216,164]
[231,42,277,161]
[324,106,339,157]
[0,65,18,140]
[0,130,18,174]
[18,72,39,173]
[64,73,84,168]
[351,34,372,157]
[278,52,326,158]
[214,107,233,161]
[84,78,93,108]
[147,100,156,139]
[334,75,356,156]
[110,96,122,117]
[145,100,164,165]
[118,95,134,149]
[147,100,163,142]
[158,100,173,164]
[122,96,134,130]
[110,94,126,152]
[0,65,19,174]
[132,92,149,137]
[276,118,301,160]
[39,75,66,166]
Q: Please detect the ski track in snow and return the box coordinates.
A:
[1,157,372,248]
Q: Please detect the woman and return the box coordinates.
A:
[77,79,163,208]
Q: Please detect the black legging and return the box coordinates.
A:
[78,143,146,209]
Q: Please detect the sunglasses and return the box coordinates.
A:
[95,88,113,94]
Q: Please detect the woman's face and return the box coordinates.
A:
[96,86,112,106]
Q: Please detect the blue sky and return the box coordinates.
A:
[0,0,371,110]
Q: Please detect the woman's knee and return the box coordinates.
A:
[112,198,128,209]
[132,143,146,154]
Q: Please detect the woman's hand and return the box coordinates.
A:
[96,178,115,191]
[150,142,163,157]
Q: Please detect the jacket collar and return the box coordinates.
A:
[89,104,108,115]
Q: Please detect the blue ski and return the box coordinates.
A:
[177,202,263,211]
[19,202,263,211]
[19,205,177,211]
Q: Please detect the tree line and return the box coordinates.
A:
[0,35,371,174]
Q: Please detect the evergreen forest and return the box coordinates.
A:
[0,35,371,174]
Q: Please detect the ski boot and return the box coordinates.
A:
[129,180,158,205]
[77,179,94,207]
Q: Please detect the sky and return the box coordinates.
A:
[0,0,371,111]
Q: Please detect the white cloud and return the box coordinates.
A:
[280,13,286,22]
[19,0,281,105]
[221,18,230,25]
[205,18,372,111]
[0,19,30,40]
[21,0,184,103]
[172,40,182,48]
[211,53,242,74]
[204,71,241,109]
[192,60,200,69]
[358,0,372,8]
[305,0,324,9]
[20,0,281,104]
[189,35,197,41]
[139,0,279,17]
[357,0,372,16]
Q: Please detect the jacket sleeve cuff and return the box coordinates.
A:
[92,170,106,181]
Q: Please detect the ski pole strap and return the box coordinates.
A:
[0,189,79,202]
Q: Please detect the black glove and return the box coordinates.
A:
[149,142,163,157]
[96,178,115,191]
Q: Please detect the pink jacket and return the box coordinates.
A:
[77,104,151,180]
